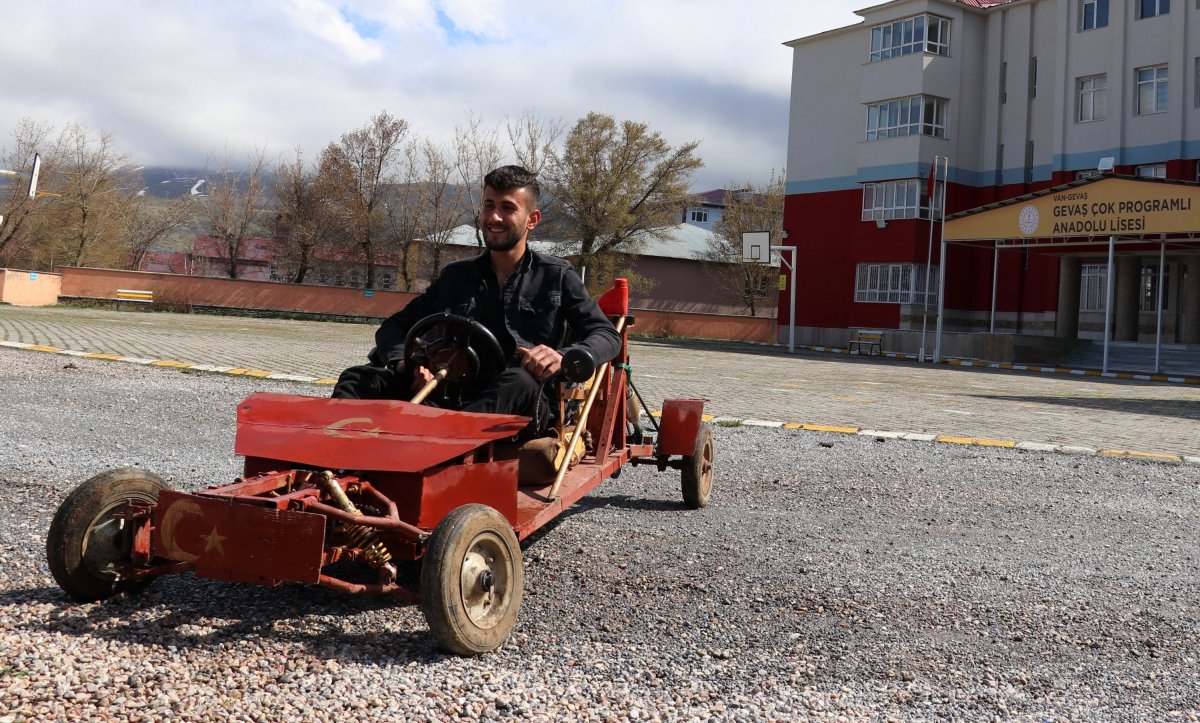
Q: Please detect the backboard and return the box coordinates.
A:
[741,231,771,264]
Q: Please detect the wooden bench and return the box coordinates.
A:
[115,289,154,306]
[848,330,883,356]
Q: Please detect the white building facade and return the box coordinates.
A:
[782,0,1200,348]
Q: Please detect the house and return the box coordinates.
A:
[781,0,1200,350]
[143,223,767,317]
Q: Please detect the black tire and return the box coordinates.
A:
[681,423,714,509]
[420,504,523,656]
[46,467,167,602]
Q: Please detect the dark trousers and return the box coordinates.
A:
[332,364,548,430]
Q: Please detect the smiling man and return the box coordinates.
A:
[332,165,621,429]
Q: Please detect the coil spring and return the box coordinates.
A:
[321,472,393,570]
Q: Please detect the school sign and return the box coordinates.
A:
[944,177,1200,241]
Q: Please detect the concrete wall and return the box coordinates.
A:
[0,268,62,306]
[53,266,775,344]
[58,266,417,319]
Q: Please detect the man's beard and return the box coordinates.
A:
[483,226,522,252]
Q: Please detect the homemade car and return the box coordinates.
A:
[45,280,714,655]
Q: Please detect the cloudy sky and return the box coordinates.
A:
[1,1,859,191]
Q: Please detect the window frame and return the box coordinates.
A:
[1140,263,1170,312]
[869,14,951,62]
[1135,163,1167,178]
[1077,73,1108,122]
[1080,263,1108,312]
[1080,0,1110,30]
[1134,64,1168,115]
[689,209,709,224]
[1136,0,1170,19]
[865,95,948,140]
[861,179,942,221]
[854,262,939,305]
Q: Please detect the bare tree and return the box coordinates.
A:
[0,118,55,267]
[417,138,470,281]
[380,140,424,292]
[37,124,145,268]
[272,146,341,284]
[199,147,269,279]
[322,111,410,288]
[506,109,564,177]
[701,172,785,317]
[544,112,703,290]
[125,195,194,270]
[453,111,502,247]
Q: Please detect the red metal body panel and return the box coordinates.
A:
[151,489,326,584]
[235,392,528,473]
[370,460,519,529]
[656,399,704,456]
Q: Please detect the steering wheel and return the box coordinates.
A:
[403,312,506,399]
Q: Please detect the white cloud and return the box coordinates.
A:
[0,0,858,190]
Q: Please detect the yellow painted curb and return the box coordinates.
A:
[782,422,805,429]
[935,435,1016,448]
[1097,449,1183,463]
[151,360,192,368]
[802,423,859,434]
[243,370,273,378]
[1084,370,1101,376]
[27,345,61,353]
[313,378,338,385]
[84,353,122,361]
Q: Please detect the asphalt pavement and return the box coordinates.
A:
[2,305,1199,461]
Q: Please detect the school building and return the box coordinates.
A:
[780,0,1200,367]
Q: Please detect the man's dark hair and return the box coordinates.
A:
[483,165,540,207]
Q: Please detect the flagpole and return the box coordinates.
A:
[919,156,938,363]
[933,156,950,363]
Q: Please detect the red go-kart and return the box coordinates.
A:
[45,280,714,655]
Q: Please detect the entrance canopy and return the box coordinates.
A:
[945,175,1200,242]
[931,175,1200,373]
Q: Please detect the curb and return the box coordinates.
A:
[0,340,339,385]
[5,339,1197,466]
[654,415,1198,468]
[743,341,1200,386]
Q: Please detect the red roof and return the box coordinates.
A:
[956,0,1019,7]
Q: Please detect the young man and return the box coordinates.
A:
[332,165,621,426]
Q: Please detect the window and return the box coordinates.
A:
[1137,0,1170,18]
[1140,264,1170,312]
[1135,65,1168,115]
[1080,0,1109,29]
[1136,163,1167,178]
[1075,169,1102,180]
[869,14,951,61]
[861,179,941,221]
[866,95,947,139]
[1080,264,1108,311]
[1077,74,1108,121]
[689,209,709,223]
[854,263,938,304]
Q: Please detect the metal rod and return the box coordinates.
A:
[410,368,448,405]
[1103,234,1115,373]
[934,239,947,363]
[990,245,999,334]
[1155,237,1165,373]
[549,316,627,500]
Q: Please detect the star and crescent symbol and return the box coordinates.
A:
[323,416,382,439]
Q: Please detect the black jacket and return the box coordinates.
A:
[373,249,622,371]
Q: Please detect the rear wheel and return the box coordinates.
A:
[421,504,523,656]
[46,467,167,601]
[681,423,714,509]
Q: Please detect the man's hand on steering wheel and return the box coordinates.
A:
[517,344,562,383]
[389,359,436,393]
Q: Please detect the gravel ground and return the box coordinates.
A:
[2,347,1199,722]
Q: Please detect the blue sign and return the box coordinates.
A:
[364,290,374,298]
[29,272,38,280]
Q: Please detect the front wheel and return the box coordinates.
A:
[420,504,523,656]
[46,467,167,602]
[681,423,714,509]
